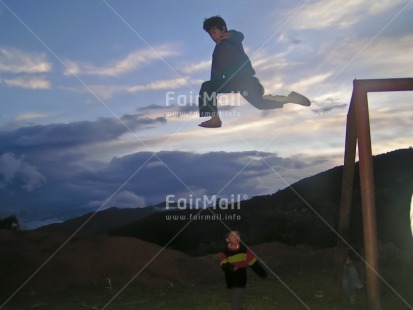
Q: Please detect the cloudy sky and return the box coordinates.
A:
[1,0,412,228]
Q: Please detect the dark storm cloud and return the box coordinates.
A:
[0,113,164,220]
[1,148,329,227]
[0,114,166,152]
[0,113,332,227]
[0,152,47,192]
[312,103,348,115]
[67,150,328,210]
[137,104,167,112]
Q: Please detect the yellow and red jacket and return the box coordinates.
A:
[219,243,267,288]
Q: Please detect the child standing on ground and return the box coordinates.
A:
[342,248,364,304]
[219,227,267,310]
[199,16,311,128]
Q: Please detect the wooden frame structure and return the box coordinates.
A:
[336,78,413,310]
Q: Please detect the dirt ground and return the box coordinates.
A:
[1,230,412,309]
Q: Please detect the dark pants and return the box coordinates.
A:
[225,268,247,310]
[230,288,245,310]
[199,76,283,117]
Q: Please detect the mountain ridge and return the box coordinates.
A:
[38,148,413,255]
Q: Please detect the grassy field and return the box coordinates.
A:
[3,264,412,310]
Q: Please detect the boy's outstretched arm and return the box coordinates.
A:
[249,260,267,278]
[246,248,267,278]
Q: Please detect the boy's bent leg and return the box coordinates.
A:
[241,77,285,110]
[198,80,222,127]
[262,91,311,107]
[199,80,219,117]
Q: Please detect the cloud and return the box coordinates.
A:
[0,144,335,226]
[84,77,198,100]
[15,113,53,122]
[355,34,413,76]
[95,150,332,206]
[137,104,169,112]
[289,73,332,94]
[312,103,348,115]
[180,60,211,75]
[303,32,413,97]
[0,48,52,73]
[0,152,46,192]
[89,190,146,209]
[252,48,293,72]
[63,45,179,77]
[0,114,166,152]
[290,0,405,30]
[4,76,51,90]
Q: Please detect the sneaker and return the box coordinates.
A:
[287,91,311,106]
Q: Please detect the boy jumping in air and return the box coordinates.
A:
[220,227,267,310]
[199,16,311,128]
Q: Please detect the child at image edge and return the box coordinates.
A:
[199,16,311,128]
[220,227,267,310]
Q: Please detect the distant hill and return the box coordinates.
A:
[108,148,413,255]
[39,149,413,255]
[37,205,158,236]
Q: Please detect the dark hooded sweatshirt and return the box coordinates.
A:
[211,30,256,80]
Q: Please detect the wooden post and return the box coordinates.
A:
[337,78,413,309]
[354,80,381,310]
[335,93,357,297]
